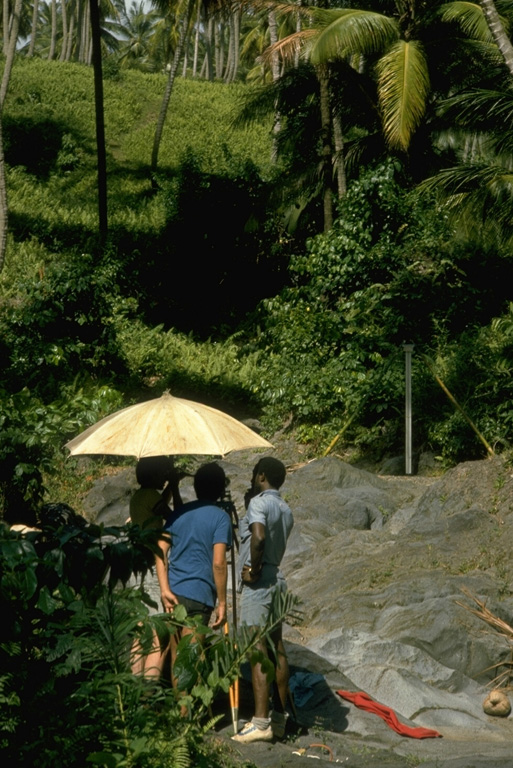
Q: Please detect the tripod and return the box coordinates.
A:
[218,489,239,628]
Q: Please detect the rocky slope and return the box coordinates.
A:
[84,449,513,767]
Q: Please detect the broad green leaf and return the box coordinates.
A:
[36,585,60,614]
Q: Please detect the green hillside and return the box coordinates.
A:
[3,58,273,247]
[2,56,513,517]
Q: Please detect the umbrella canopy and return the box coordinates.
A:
[64,392,273,458]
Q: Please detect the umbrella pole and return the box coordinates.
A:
[224,622,239,734]
[220,491,240,733]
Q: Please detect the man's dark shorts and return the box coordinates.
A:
[174,593,212,625]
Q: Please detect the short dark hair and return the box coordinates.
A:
[254,457,286,489]
[194,462,226,501]
[136,456,172,488]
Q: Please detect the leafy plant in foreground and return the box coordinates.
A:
[0,517,300,767]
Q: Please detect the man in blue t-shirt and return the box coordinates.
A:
[156,462,232,685]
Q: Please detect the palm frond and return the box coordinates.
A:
[377,39,430,151]
[309,9,399,65]
[439,1,494,42]
[262,28,317,68]
[421,160,513,249]
[456,586,513,689]
[441,87,513,130]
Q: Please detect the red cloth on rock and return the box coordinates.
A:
[336,690,442,739]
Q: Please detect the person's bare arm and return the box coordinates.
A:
[155,534,178,612]
[160,463,183,510]
[212,542,228,628]
[241,521,265,584]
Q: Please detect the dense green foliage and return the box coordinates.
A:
[248,159,513,461]
[0,512,300,766]
[3,7,513,765]
[2,37,513,516]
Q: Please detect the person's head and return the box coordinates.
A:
[194,462,226,502]
[135,456,173,489]
[252,457,286,492]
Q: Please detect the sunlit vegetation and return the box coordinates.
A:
[3,1,513,764]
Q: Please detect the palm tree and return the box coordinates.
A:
[150,0,234,174]
[479,0,513,75]
[256,0,513,231]
[0,0,23,272]
[273,3,428,153]
[150,0,197,174]
[420,1,513,247]
[115,1,160,70]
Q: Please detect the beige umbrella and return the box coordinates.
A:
[64,391,272,458]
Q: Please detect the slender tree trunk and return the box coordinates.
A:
[28,0,39,56]
[1,0,22,107]
[269,10,281,163]
[192,2,200,76]
[151,0,196,174]
[66,4,75,61]
[332,113,346,198]
[75,0,84,60]
[60,0,69,61]
[0,0,23,273]
[295,0,302,68]
[479,0,513,76]
[215,18,223,79]
[199,52,207,77]
[80,1,91,63]
[2,0,9,52]
[89,0,108,241]
[0,119,7,273]
[224,16,234,82]
[204,14,213,80]
[317,64,333,231]
[49,0,57,59]
[224,8,240,83]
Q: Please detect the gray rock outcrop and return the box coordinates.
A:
[83,451,513,766]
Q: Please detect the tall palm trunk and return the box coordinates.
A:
[479,0,513,76]
[28,0,39,56]
[224,8,240,83]
[60,0,69,61]
[151,0,196,174]
[203,11,214,80]
[2,0,8,52]
[0,0,23,272]
[332,112,346,198]
[0,0,22,107]
[49,0,57,59]
[269,9,281,163]
[215,18,224,79]
[317,64,333,231]
[65,4,76,61]
[0,119,7,273]
[75,0,84,60]
[192,2,201,76]
[89,0,108,241]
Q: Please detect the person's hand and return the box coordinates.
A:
[241,564,262,584]
[211,602,226,629]
[161,588,179,613]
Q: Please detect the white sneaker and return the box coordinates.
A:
[231,720,273,743]
[270,710,289,739]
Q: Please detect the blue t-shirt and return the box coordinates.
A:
[164,500,232,608]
